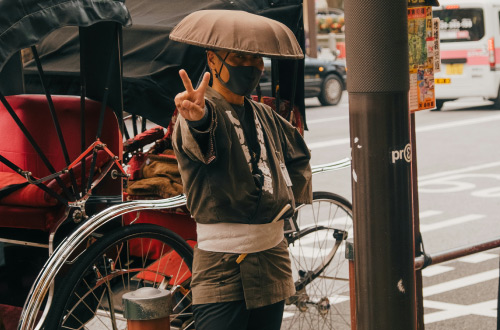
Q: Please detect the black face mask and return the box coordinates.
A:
[214,52,263,96]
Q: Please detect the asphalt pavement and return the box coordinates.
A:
[302,93,500,330]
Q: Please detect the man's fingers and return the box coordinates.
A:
[174,91,188,110]
[179,69,194,93]
[196,72,211,94]
[180,99,205,121]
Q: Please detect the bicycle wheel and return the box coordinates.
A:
[282,191,353,330]
[45,223,194,330]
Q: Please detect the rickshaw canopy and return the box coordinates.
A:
[23,0,306,128]
[0,0,131,73]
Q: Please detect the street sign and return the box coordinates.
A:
[408,4,441,112]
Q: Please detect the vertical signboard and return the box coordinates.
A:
[408,0,441,111]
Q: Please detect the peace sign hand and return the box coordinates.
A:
[175,69,211,122]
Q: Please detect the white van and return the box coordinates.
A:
[433,0,500,109]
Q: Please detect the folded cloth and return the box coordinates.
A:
[127,177,183,198]
[126,149,183,198]
[142,155,180,181]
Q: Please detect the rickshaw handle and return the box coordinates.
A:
[311,157,351,175]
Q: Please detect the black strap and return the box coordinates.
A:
[256,84,262,102]
[80,28,87,198]
[239,101,261,169]
[0,155,69,205]
[271,60,281,115]
[32,46,79,200]
[289,60,298,122]
[87,29,118,192]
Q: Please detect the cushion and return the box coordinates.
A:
[0,95,121,178]
[0,204,65,231]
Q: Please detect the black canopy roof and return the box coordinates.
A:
[24,0,305,128]
[0,0,131,72]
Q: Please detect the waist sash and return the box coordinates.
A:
[196,221,284,254]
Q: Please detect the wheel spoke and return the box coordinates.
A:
[47,224,194,330]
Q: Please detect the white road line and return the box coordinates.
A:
[419,161,500,181]
[308,138,350,150]
[423,269,499,297]
[307,115,349,125]
[420,214,484,233]
[457,253,499,264]
[419,210,442,218]
[307,115,500,150]
[421,265,454,277]
[416,114,500,133]
[424,299,498,323]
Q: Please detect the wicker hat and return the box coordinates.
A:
[169,10,303,59]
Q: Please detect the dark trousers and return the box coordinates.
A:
[192,300,285,330]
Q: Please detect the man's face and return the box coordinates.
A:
[209,51,264,81]
[221,51,264,70]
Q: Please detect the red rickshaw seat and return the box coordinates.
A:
[0,95,121,231]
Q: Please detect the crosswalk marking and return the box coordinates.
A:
[422,265,454,277]
[420,214,484,233]
[457,252,499,264]
[423,269,499,297]
[424,299,498,324]
[419,210,443,218]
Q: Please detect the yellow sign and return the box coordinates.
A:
[435,78,451,84]
[445,64,464,75]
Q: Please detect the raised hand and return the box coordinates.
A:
[175,69,211,122]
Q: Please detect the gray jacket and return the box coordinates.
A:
[173,87,312,224]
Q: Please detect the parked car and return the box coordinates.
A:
[258,56,347,106]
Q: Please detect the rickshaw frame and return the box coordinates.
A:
[0,1,355,329]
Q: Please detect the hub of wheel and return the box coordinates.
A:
[317,297,330,316]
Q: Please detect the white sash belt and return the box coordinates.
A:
[196,221,284,254]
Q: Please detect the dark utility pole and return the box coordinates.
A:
[345,0,416,329]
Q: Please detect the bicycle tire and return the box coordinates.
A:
[44,223,194,330]
[283,191,353,330]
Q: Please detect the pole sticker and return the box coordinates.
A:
[391,143,411,164]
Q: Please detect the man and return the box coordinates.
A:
[171,13,312,330]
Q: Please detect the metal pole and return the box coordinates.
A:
[344,0,416,329]
[410,113,425,330]
[414,237,500,270]
[304,0,318,58]
[346,238,357,330]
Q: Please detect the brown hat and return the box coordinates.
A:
[169,10,303,59]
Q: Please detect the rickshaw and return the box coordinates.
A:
[0,0,353,329]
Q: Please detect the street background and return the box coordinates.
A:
[303,91,500,329]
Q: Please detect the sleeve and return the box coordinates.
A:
[273,112,313,205]
[172,102,217,164]
[186,105,210,130]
